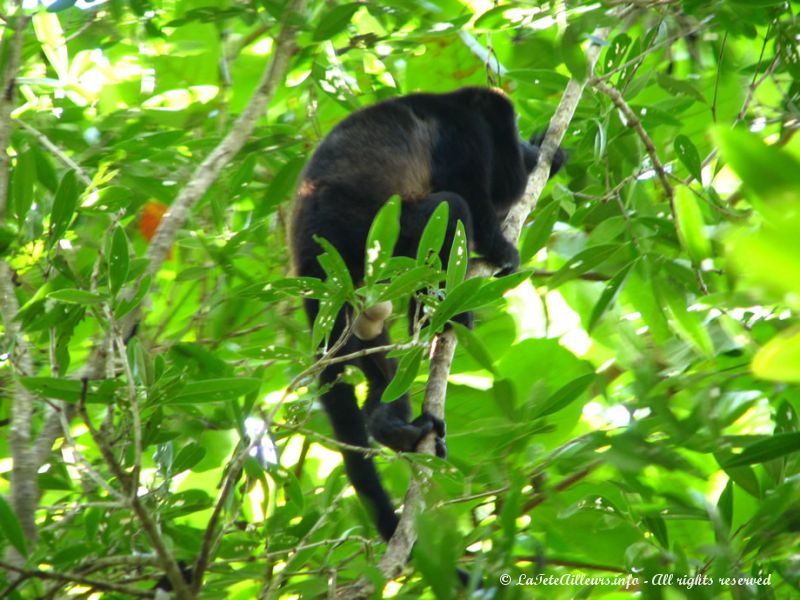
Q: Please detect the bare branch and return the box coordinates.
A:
[15,119,92,186]
[0,560,155,598]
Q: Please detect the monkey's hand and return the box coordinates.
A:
[486,235,520,276]
[368,406,447,458]
[529,132,569,176]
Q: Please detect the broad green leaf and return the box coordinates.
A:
[656,72,706,104]
[376,265,439,303]
[108,226,130,295]
[561,24,588,81]
[533,373,595,418]
[714,127,800,198]
[519,201,559,263]
[674,185,711,263]
[416,201,449,265]
[429,277,483,332]
[752,328,800,383]
[19,377,113,403]
[315,236,354,298]
[588,262,634,332]
[674,135,702,182]
[464,270,531,310]
[547,244,620,289]
[0,495,27,557]
[114,273,152,319]
[382,346,424,402]
[170,378,262,403]
[657,280,714,356]
[12,150,35,226]
[445,221,468,293]
[723,433,800,468]
[49,170,79,247]
[312,296,345,349]
[602,33,631,74]
[172,443,208,473]
[258,157,305,218]
[47,289,104,304]
[312,3,360,41]
[364,196,400,284]
[452,322,497,375]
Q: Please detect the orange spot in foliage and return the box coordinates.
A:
[139,201,168,241]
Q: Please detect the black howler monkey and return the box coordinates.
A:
[290,87,565,542]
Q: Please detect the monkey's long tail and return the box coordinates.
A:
[319,378,399,541]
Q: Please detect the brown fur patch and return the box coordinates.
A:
[297,179,316,198]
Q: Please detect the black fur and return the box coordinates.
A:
[290,87,565,541]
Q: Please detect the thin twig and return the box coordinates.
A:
[592,79,675,215]
[0,561,154,598]
[77,381,192,600]
[15,119,92,186]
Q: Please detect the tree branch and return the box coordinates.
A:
[591,79,675,213]
[77,382,192,600]
[143,0,305,281]
[0,560,155,598]
[0,10,39,553]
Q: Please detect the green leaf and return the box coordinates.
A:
[588,262,634,332]
[547,244,620,289]
[170,378,262,404]
[452,322,497,375]
[657,280,714,356]
[0,495,27,557]
[114,273,152,319]
[602,33,631,74]
[312,3,360,41]
[173,443,208,473]
[364,196,400,284]
[561,24,589,81]
[673,185,711,263]
[445,221,468,293]
[382,346,424,402]
[315,236,354,298]
[376,265,439,303]
[108,226,130,295]
[656,72,706,104]
[533,373,595,418]
[752,328,800,383]
[49,170,79,247]
[674,135,702,182]
[12,150,35,226]
[416,201,449,266]
[19,377,113,403]
[519,201,559,263]
[47,289,104,304]
[258,157,306,218]
[429,277,483,332]
[714,127,800,198]
[723,433,800,468]
[464,270,531,310]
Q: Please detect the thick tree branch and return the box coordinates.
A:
[365,29,610,594]
[0,10,39,551]
[143,0,305,280]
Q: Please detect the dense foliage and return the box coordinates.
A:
[1,0,799,598]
